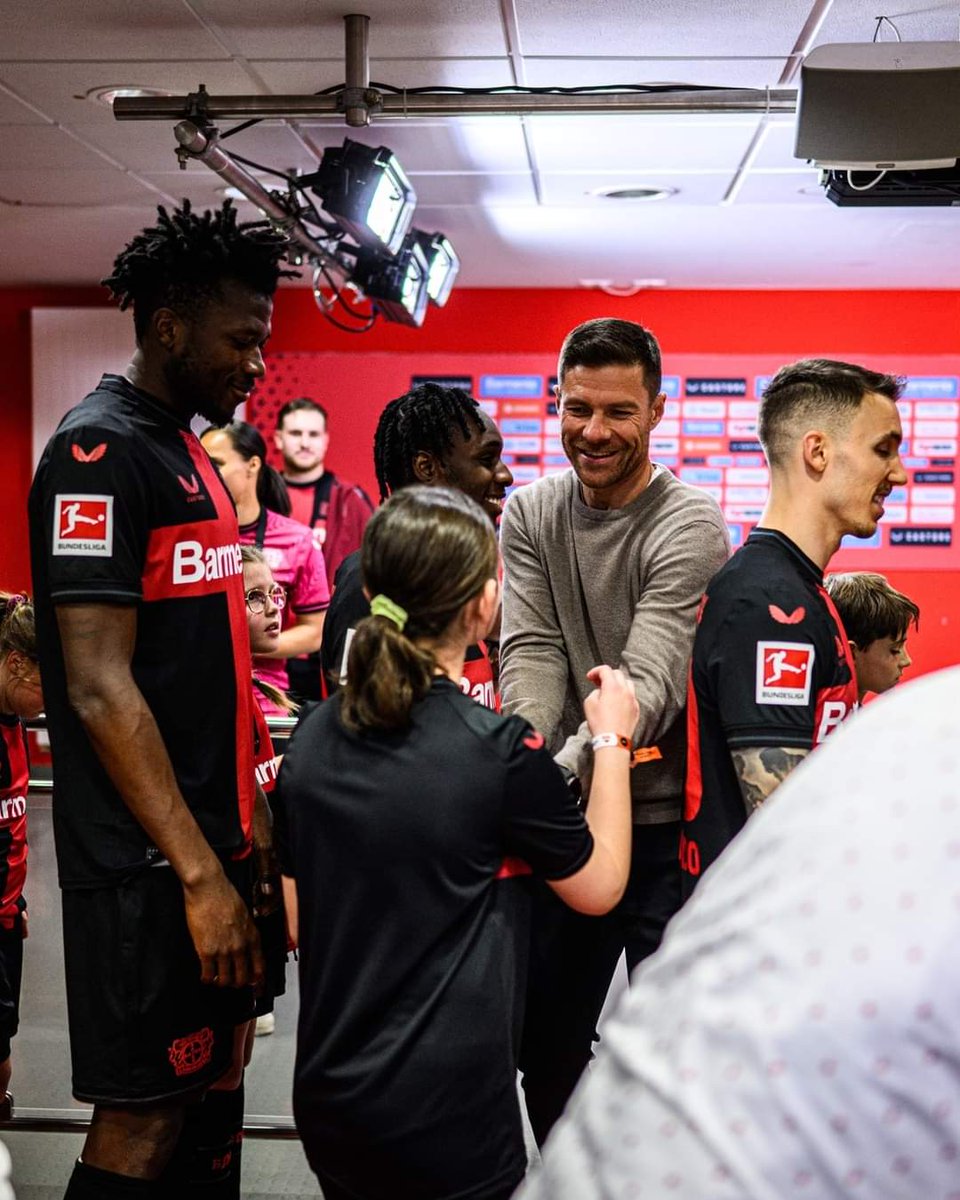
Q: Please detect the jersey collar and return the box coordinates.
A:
[747,527,824,584]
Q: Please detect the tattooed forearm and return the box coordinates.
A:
[730,745,808,815]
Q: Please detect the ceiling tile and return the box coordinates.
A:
[407,173,537,206]
[734,170,824,204]
[539,171,730,205]
[0,0,226,61]
[522,57,788,89]
[296,117,532,173]
[527,114,762,172]
[71,120,313,174]
[193,0,507,60]
[249,58,516,94]
[815,0,960,47]
[514,0,816,58]
[0,61,260,127]
[0,168,154,206]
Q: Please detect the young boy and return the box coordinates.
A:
[824,571,920,701]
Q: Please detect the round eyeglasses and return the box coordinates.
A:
[244,586,286,615]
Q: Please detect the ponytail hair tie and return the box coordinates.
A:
[5,594,26,616]
[369,594,408,631]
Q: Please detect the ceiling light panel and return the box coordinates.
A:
[513,0,816,57]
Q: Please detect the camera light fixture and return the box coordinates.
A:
[354,238,431,327]
[413,231,460,307]
[309,138,417,256]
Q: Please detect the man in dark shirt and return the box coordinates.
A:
[321,382,513,704]
[274,397,373,700]
[682,358,908,895]
[28,201,291,1200]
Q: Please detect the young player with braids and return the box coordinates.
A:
[29,200,293,1200]
[320,382,513,702]
[201,421,329,710]
[277,486,638,1200]
[0,594,44,1119]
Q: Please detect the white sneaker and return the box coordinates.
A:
[255,1012,275,1036]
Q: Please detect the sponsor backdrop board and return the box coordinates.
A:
[254,351,960,572]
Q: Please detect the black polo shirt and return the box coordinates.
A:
[276,677,592,1199]
[28,375,255,888]
[681,528,857,897]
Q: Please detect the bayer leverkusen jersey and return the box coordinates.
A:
[681,529,857,897]
[28,375,255,887]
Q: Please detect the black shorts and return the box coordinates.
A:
[0,913,24,1062]
[62,858,255,1105]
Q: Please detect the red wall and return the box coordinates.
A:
[10,285,960,681]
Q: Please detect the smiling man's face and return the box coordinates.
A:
[559,362,665,510]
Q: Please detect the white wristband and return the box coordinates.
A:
[591,732,631,752]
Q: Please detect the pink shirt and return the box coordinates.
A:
[240,508,329,704]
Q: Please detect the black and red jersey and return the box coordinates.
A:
[0,717,28,929]
[252,682,280,797]
[28,375,255,888]
[276,677,591,1198]
[681,528,857,897]
[320,549,498,708]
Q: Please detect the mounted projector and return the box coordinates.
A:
[823,164,960,207]
[796,42,960,170]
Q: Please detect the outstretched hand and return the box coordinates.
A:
[584,665,639,740]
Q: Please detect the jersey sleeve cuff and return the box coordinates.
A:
[540,832,595,881]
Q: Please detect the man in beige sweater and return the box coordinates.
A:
[500,317,730,1145]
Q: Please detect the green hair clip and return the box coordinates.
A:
[370,593,408,631]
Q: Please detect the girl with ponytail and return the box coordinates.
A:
[0,592,43,1117]
[277,486,639,1200]
[202,421,329,710]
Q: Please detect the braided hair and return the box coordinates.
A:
[101,199,296,342]
[373,383,485,503]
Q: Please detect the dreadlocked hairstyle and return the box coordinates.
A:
[373,383,486,503]
[101,199,296,342]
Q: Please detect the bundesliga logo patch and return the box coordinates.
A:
[52,495,113,557]
[755,641,815,706]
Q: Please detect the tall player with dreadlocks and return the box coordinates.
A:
[29,201,294,1200]
[320,383,513,701]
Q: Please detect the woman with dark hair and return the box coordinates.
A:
[201,421,329,710]
[276,486,638,1200]
[0,593,44,1117]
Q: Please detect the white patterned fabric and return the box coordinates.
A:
[518,665,960,1200]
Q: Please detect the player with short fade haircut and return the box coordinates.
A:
[759,358,902,468]
[825,571,919,701]
[682,357,908,900]
[29,200,292,1200]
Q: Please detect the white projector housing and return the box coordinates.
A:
[796,42,960,170]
